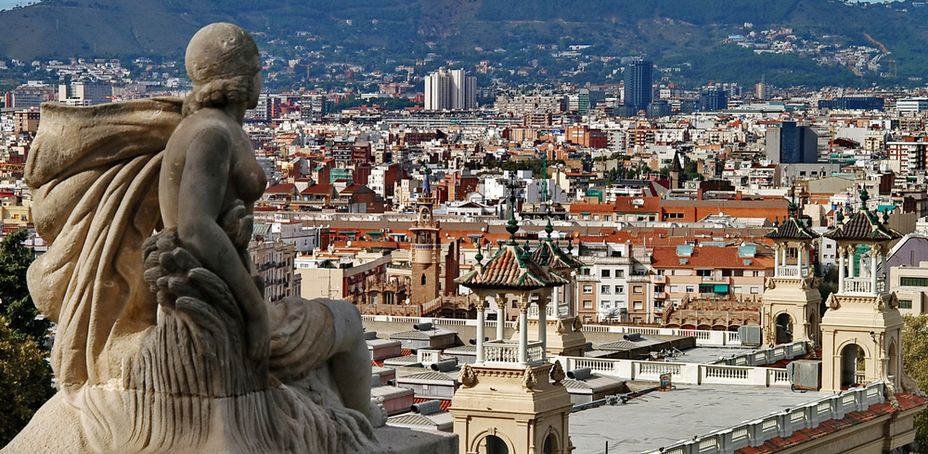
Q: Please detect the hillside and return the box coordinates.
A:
[0,0,926,87]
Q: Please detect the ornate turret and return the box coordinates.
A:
[450,181,573,454]
[761,188,821,346]
[819,187,904,392]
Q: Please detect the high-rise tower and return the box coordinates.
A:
[409,168,441,306]
[624,58,653,116]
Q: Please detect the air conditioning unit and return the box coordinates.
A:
[738,325,763,347]
[787,360,822,391]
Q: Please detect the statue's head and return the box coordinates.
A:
[183,23,262,116]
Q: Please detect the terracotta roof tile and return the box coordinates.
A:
[824,209,902,241]
[455,243,568,290]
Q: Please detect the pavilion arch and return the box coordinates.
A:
[837,340,871,388]
[542,428,562,454]
[887,339,898,380]
[469,430,515,454]
[775,312,794,344]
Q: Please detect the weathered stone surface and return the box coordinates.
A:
[3,22,402,453]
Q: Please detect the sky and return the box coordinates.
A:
[0,0,36,10]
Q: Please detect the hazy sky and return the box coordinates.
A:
[0,1,33,10]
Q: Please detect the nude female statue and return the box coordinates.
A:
[6,23,382,453]
[159,21,374,421]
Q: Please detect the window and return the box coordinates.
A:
[600,285,611,294]
[898,299,913,309]
[633,286,643,294]
[615,285,624,294]
[750,287,759,294]
[583,300,593,309]
[901,277,928,287]
[697,269,711,277]
[616,270,624,278]
[633,302,643,310]
[582,268,591,276]
[685,286,695,293]
[601,269,611,278]
[583,285,593,294]
[420,274,426,285]
[654,301,663,308]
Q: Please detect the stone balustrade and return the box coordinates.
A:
[645,382,885,454]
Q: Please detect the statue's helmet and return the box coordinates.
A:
[185,23,260,84]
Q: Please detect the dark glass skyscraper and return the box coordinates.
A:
[698,88,728,112]
[624,59,652,116]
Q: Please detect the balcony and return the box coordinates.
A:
[653,275,667,284]
[483,340,544,364]
[700,275,729,283]
[777,265,811,278]
[654,291,667,299]
[841,278,885,295]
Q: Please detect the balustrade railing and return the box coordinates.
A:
[483,340,544,364]
[643,382,886,454]
[841,277,886,295]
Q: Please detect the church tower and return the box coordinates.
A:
[761,193,821,346]
[410,167,441,306]
[820,188,903,392]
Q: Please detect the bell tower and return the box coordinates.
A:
[820,188,903,392]
[410,167,441,306]
[761,192,821,346]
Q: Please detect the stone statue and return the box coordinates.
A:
[5,23,383,453]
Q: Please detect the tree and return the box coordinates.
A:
[902,315,928,451]
[0,316,54,446]
[0,229,49,345]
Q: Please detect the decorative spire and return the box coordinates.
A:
[773,216,779,227]
[859,186,869,208]
[788,187,798,217]
[882,208,891,225]
[836,209,844,226]
[474,240,484,265]
[545,218,554,240]
[540,150,549,206]
[421,165,432,197]
[505,179,520,244]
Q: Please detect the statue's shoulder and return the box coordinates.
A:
[170,109,237,143]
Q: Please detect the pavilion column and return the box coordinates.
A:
[774,245,781,277]
[797,244,805,277]
[518,296,530,364]
[880,246,887,294]
[538,297,548,361]
[476,298,487,364]
[496,293,506,340]
[870,247,879,295]
[552,286,561,317]
[838,246,846,292]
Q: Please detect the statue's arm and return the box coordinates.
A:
[176,126,269,360]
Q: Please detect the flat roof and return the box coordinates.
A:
[673,346,758,364]
[569,384,828,454]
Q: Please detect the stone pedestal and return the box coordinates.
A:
[525,317,587,357]
[450,363,572,454]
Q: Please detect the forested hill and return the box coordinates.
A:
[1,0,926,87]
